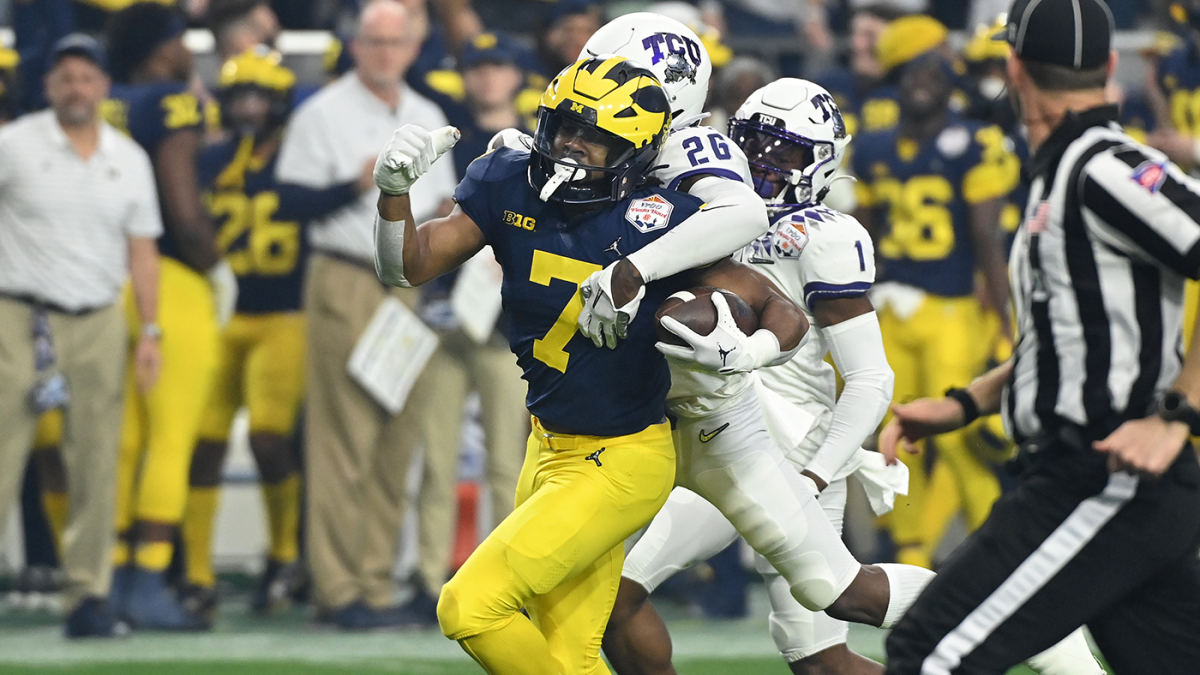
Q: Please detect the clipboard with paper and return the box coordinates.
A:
[347,296,439,414]
[451,246,505,344]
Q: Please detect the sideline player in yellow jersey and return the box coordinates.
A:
[853,50,1019,568]
[102,3,236,630]
[181,47,375,622]
[373,57,799,675]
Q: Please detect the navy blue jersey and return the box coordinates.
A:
[853,115,1019,297]
[199,136,359,313]
[456,147,703,437]
[1001,130,1031,254]
[104,81,204,266]
[1158,42,1200,137]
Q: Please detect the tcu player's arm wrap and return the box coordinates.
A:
[806,307,894,484]
[375,194,485,287]
[626,175,768,282]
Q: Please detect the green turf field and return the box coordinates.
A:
[0,585,1045,675]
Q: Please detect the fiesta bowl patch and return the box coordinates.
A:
[626,195,674,233]
[1132,160,1168,193]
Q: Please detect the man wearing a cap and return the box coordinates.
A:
[881,0,1200,672]
[0,33,162,638]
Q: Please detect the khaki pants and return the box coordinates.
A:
[304,254,430,610]
[411,330,528,594]
[0,297,125,610]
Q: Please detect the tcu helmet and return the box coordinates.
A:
[728,78,851,211]
[580,12,712,130]
[530,56,672,204]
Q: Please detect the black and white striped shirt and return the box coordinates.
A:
[1004,105,1200,443]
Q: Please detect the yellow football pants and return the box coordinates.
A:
[438,418,675,675]
[115,258,220,531]
[198,312,306,440]
[879,294,1001,568]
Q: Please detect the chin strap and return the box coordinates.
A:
[539,158,584,202]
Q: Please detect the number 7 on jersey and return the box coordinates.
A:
[530,250,601,373]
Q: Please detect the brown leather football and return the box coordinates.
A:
[655,287,759,347]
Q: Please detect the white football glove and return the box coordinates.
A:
[655,292,784,375]
[206,259,238,328]
[487,128,533,153]
[374,124,460,196]
[578,263,645,349]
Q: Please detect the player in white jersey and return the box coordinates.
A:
[603,80,1106,675]
[572,13,781,355]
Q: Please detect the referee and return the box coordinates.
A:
[879,0,1200,673]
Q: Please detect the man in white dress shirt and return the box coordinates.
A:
[275,0,457,628]
[0,34,162,638]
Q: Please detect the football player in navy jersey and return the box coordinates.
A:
[372,56,806,675]
[853,51,1020,570]
[181,46,375,622]
[102,2,233,631]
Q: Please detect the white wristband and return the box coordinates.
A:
[374,213,411,287]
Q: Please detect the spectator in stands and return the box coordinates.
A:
[707,55,777,133]
[275,0,457,630]
[812,3,905,136]
[388,29,531,627]
[534,0,601,78]
[0,34,163,638]
[208,0,282,59]
[445,31,530,179]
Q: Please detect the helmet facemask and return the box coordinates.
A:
[729,118,835,212]
[528,57,671,204]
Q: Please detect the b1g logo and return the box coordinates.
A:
[640,33,703,83]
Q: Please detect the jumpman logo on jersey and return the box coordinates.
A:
[604,237,623,256]
[585,448,607,467]
[717,344,736,368]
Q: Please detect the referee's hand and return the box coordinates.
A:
[879,398,967,465]
[1093,416,1190,476]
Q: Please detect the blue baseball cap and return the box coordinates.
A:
[49,33,107,72]
[459,32,526,71]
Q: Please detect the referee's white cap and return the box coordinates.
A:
[1006,0,1115,70]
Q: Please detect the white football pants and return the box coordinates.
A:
[626,386,860,622]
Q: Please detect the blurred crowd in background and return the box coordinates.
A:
[2,0,1200,640]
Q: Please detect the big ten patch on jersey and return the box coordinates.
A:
[453,147,705,437]
[852,116,1018,298]
[1157,43,1200,137]
[105,82,203,155]
[200,137,305,314]
[652,126,751,191]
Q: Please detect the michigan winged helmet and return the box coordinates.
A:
[530,56,672,203]
[216,45,296,136]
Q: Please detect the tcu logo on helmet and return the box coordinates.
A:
[640,33,703,83]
